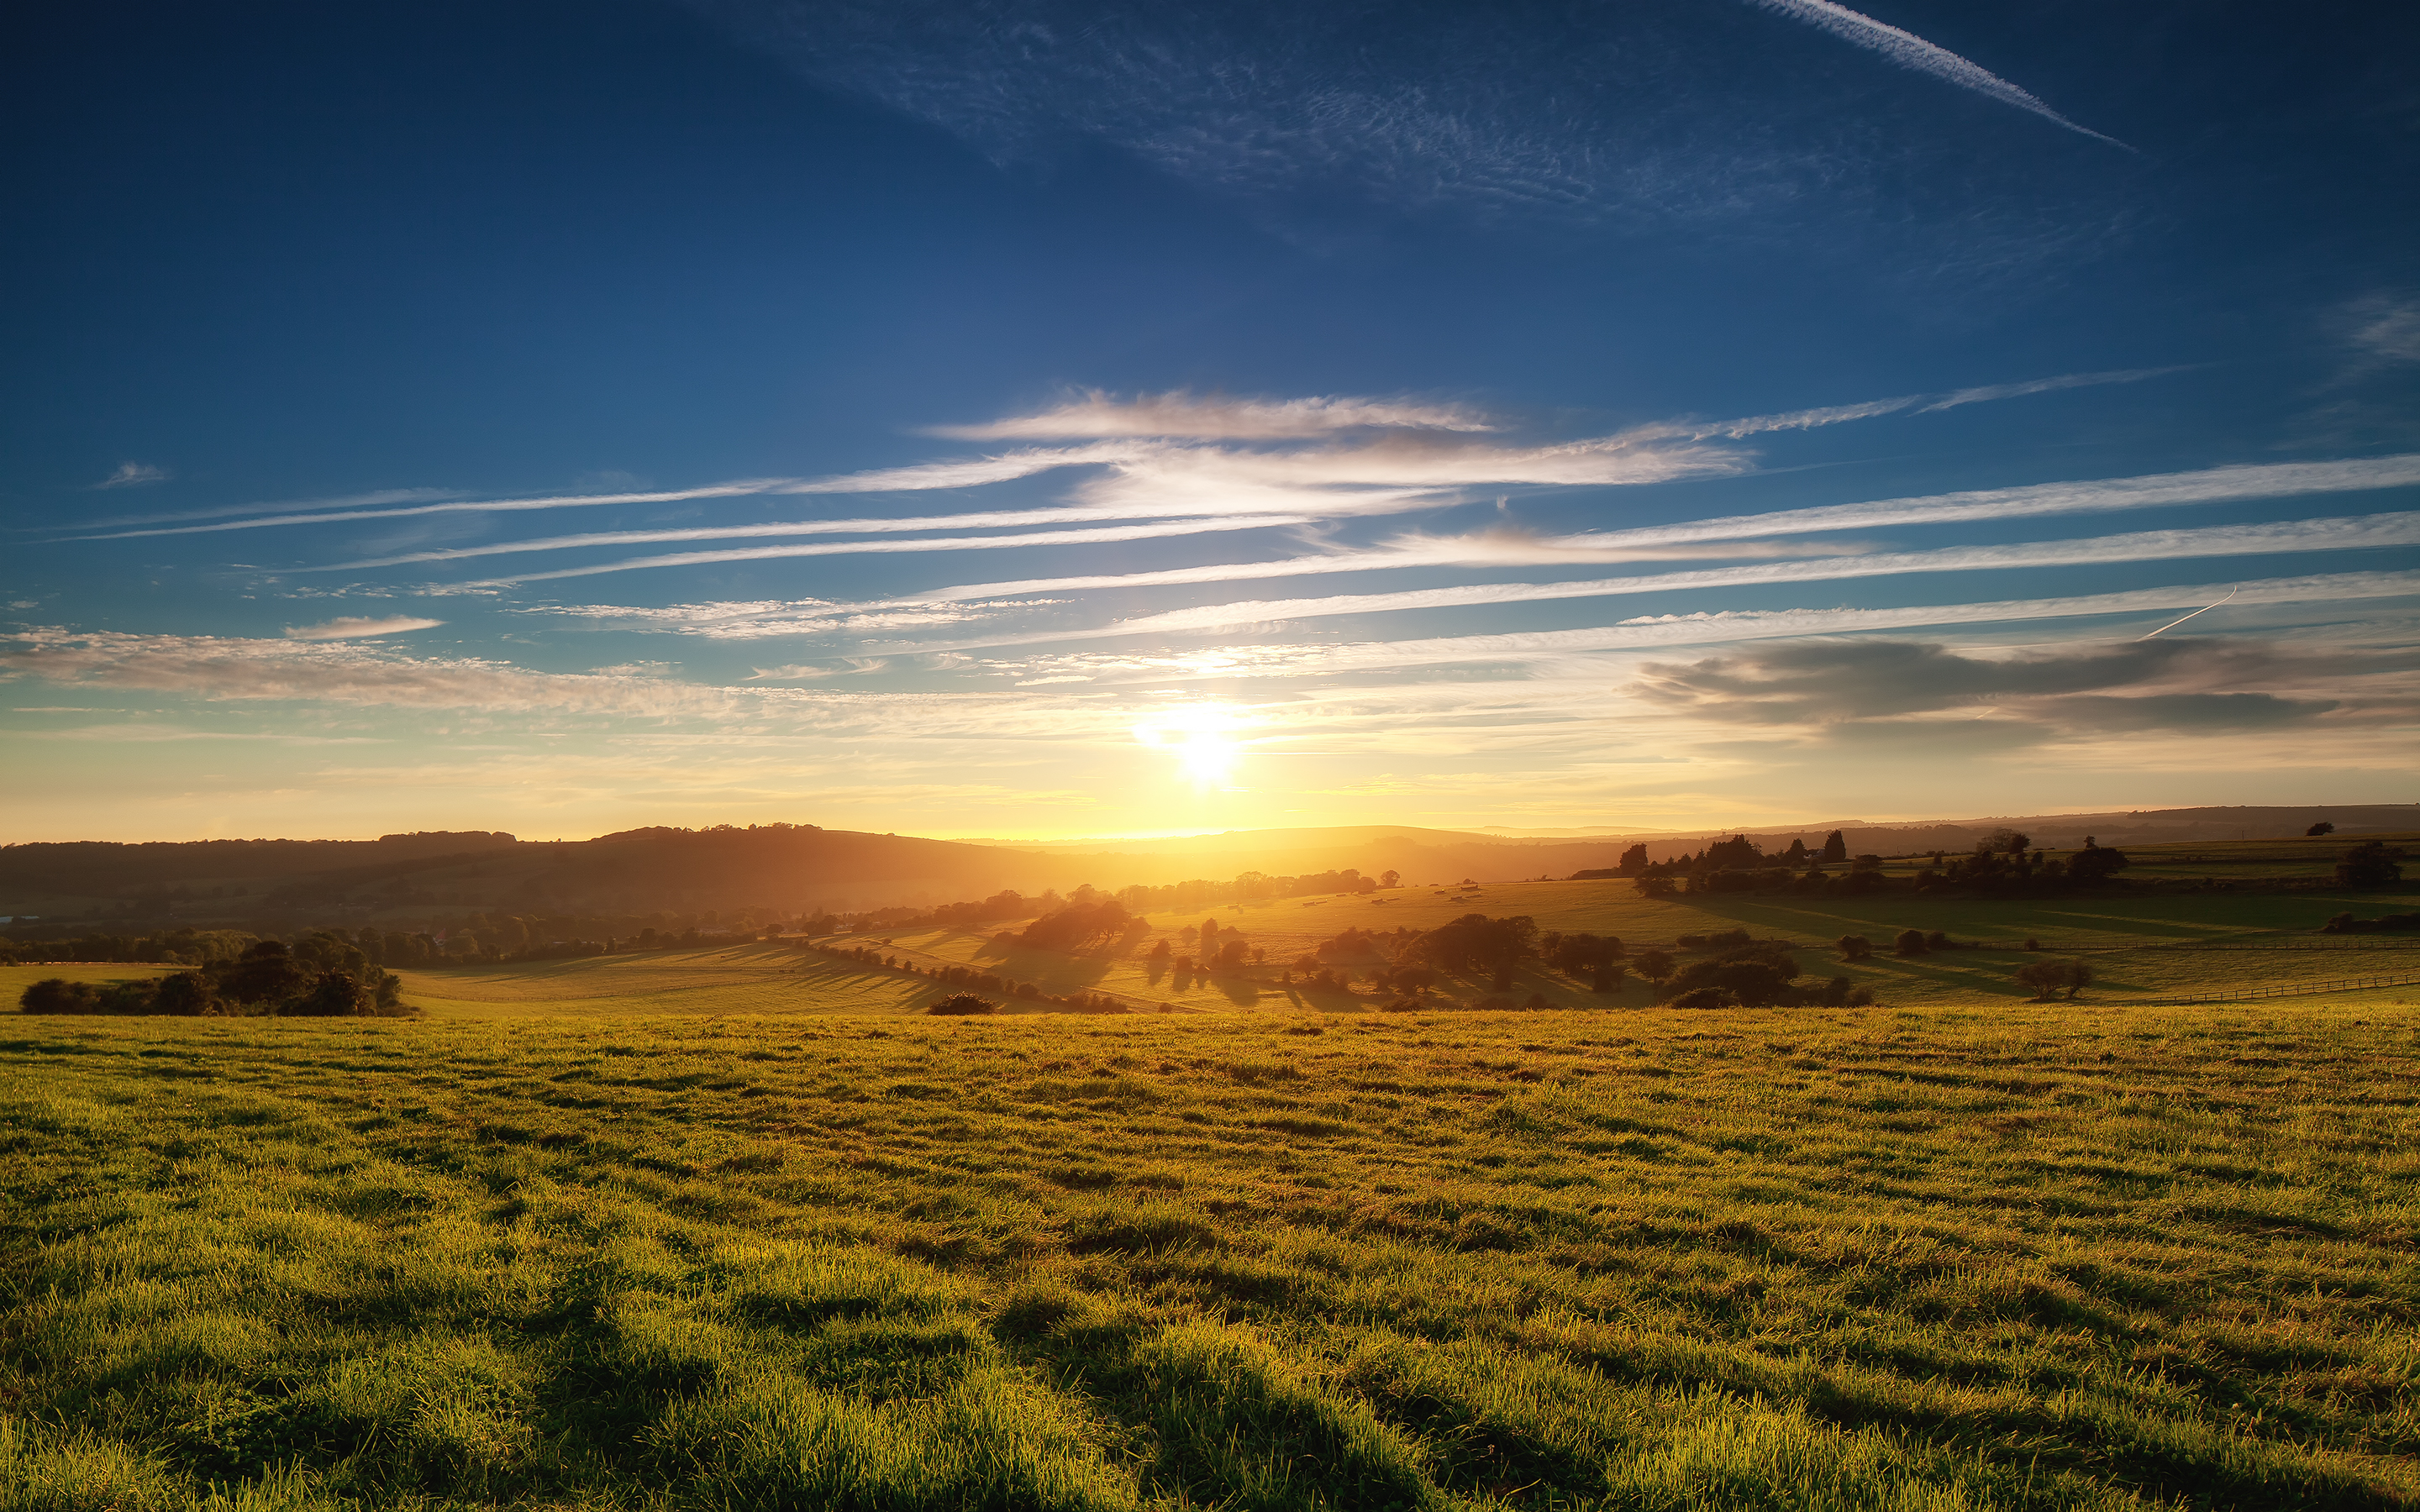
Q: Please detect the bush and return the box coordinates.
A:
[1667,987,1735,1009]
[927,993,997,1016]
[2013,958,2093,1001]
[2335,841,2403,889]
[1836,934,1873,961]
[1893,929,1928,956]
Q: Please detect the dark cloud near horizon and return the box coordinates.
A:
[1628,636,2401,733]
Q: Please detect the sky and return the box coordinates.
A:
[3,0,2417,843]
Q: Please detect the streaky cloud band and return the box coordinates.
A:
[912,511,2420,649]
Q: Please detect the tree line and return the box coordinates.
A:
[18,938,413,1018]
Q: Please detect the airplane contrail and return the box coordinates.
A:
[2137,585,2238,639]
[1749,0,2133,150]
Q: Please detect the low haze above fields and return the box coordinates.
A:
[3,1,2417,840]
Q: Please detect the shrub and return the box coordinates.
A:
[1836,935,1873,961]
[2012,958,2093,1001]
[1893,929,1928,956]
[2336,841,2403,889]
[1676,929,1752,953]
[927,993,997,1016]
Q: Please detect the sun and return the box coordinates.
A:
[1136,705,1244,790]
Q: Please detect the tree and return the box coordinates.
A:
[1633,948,1675,986]
[1820,830,1848,864]
[2068,841,2131,884]
[2307,821,2335,837]
[1705,834,1762,869]
[1835,934,1874,961]
[2336,841,2403,889]
[1634,875,1677,899]
[287,970,374,1017]
[1893,928,1928,956]
[1200,917,1219,946]
[1618,843,1650,874]
[2013,958,2092,1000]
[1379,870,1401,888]
[1783,837,1808,864]
[1980,828,2031,856]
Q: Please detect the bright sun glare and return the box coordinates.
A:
[1135,706,1241,790]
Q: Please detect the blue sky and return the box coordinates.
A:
[3,0,2416,842]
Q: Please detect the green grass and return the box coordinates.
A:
[5,991,2419,1510]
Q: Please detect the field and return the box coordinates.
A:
[5,989,2420,1511]
[820,877,2420,1015]
[5,864,2417,1509]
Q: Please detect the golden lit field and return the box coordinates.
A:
[4,991,2418,1510]
[833,881,2420,1014]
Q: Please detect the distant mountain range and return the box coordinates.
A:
[4,805,2412,929]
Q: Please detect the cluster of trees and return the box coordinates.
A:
[1658,938,1870,1009]
[2335,841,2403,889]
[1628,832,2134,900]
[2013,958,2095,1000]
[1402,912,1539,989]
[18,940,410,1018]
[865,869,1402,940]
[1018,898,1144,953]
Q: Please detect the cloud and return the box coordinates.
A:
[928,391,1496,440]
[474,513,1323,585]
[909,510,2420,650]
[2346,295,2420,365]
[974,570,2420,684]
[73,479,807,541]
[1914,366,2186,412]
[95,462,170,490]
[281,616,445,640]
[1746,0,2130,149]
[1630,636,2388,732]
[0,628,735,716]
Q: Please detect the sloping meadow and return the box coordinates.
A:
[3,1000,2416,1509]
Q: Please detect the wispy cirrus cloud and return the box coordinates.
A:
[472,514,1324,585]
[913,511,2420,650]
[973,571,2420,685]
[927,390,1495,440]
[840,454,2420,607]
[281,615,445,640]
[1747,0,2130,149]
[95,462,170,490]
[0,628,736,715]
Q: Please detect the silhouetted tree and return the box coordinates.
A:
[2014,958,2093,1000]
[2307,821,2334,837]
[1820,830,1849,864]
[2336,841,2403,889]
[1634,948,1675,986]
[1836,934,1874,961]
[1617,843,1650,874]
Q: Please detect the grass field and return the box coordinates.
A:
[823,879,2420,1015]
[5,991,2419,1510]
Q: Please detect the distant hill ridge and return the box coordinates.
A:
[3,806,2411,927]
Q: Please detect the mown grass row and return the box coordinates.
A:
[3,995,2417,1509]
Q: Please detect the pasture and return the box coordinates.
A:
[829,877,2420,1015]
[4,992,2418,1510]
